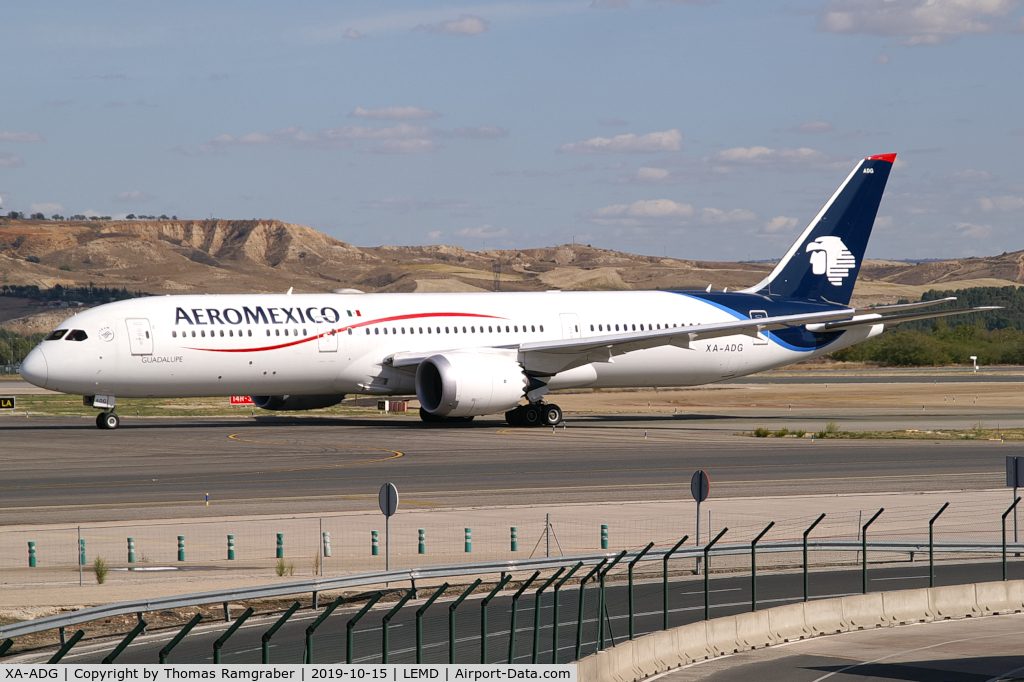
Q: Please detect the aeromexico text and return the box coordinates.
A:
[174,307,343,326]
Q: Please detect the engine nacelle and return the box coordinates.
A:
[416,352,528,418]
[250,394,345,411]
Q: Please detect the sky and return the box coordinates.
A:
[1,1,1023,262]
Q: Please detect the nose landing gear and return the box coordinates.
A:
[505,403,562,427]
[96,411,120,430]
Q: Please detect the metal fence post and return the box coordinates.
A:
[261,602,300,664]
[803,514,826,602]
[751,521,774,612]
[346,593,383,664]
[481,574,513,663]
[929,502,949,588]
[575,560,607,661]
[416,583,449,664]
[551,562,583,664]
[663,535,689,630]
[862,508,884,594]
[598,550,626,651]
[104,618,148,664]
[532,568,565,663]
[704,528,728,620]
[47,630,84,664]
[507,571,540,663]
[159,613,203,664]
[382,590,416,663]
[0,639,13,657]
[213,608,253,664]
[449,580,482,663]
[628,542,654,639]
[305,595,347,664]
[1003,497,1021,581]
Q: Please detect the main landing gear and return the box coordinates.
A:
[505,403,562,427]
[95,411,120,430]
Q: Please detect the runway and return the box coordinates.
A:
[0,410,1018,524]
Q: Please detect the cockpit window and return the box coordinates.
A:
[44,330,68,341]
[65,330,88,341]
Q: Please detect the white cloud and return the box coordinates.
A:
[416,14,489,35]
[954,221,993,238]
[765,216,799,233]
[943,169,996,183]
[714,145,845,170]
[0,132,44,143]
[0,153,24,167]
[874,215,894,229]
[113,190,155,203]
[427,231,443,239]
[349,106,441,120]
[558,129,682,154]
[343,28,363,39]
[451,126,508,139]
[30,202,63,213]
[876,53,891,64]
[590,199,693,225]
[979,195,1024,212]
[636,167,670,182]
[817,0,1021,45]
[788,120,835,134]
[458,224,506,238]
[369,139,437,154]
[698,208,756,224]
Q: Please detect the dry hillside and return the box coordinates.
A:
[2,217,1023,334]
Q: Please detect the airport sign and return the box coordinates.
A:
[230,396,254,405]
[379,482,399,517]
[0,396,14,410]
[691,470,710,503]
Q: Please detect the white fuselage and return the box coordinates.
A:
[23,290,877,399]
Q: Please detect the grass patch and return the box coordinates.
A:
[93,556,109,584]
[742,423,1018,440]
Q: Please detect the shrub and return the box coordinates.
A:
[753,427,770,438]
[26,255,40,263]
[793,430,806,438]
[59,264,73,272]
[275,557,287,576]
[93,556,108,584]
[772,428,789,438]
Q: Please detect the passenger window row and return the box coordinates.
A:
[590,323,688,332]
[365,324,543,336]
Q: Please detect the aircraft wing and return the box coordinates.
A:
[805,306,1001,332]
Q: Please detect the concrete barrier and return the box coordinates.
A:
[577,580,1024,682]
[802,597,847,636]
[767,602,809,642]
[976,580,1024,615]
[705,616,739,656]
[882,587,933,625]
[929,583,980,620]
[841,592,886,630]
[733,610,773,649]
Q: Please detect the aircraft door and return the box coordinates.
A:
[317,322,338,352]
[125,318,154,356]
[559,313,581,339]
[749,310,769,345]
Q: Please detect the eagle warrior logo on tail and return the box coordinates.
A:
[806,236,856,286]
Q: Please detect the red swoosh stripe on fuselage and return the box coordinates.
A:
[182,311,507,353]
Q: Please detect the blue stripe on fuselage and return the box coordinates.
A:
[668,291,845,351]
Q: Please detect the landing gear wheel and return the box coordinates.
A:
[96,412,120,430]
[542,404,562,426]
[505,408,522,426]
[521,404,542,427]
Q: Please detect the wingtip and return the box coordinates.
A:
[866,153,897,163]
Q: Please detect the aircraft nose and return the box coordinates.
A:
[20,347,48,388]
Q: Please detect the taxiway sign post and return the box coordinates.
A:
[1006,457,1024,542]
[378,482,399,571]
[691,470,710,573]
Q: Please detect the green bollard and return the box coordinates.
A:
[465,527,472,553]
[128,538,135,564]
[511,526,518,552]
[28,541,36,568]
[419,529,426,555]
[601,524,608,550]
[79,538,86,566]
[372,530,379,556]
[177,536,185,562]
[276,533,283,559]
[227,535,235,561]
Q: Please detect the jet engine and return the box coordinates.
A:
[250,394,346,411]
[416,352,528,418]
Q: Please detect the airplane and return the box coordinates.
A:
[19,153,996,429]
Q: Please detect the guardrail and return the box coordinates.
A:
[4,538,1023,643]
